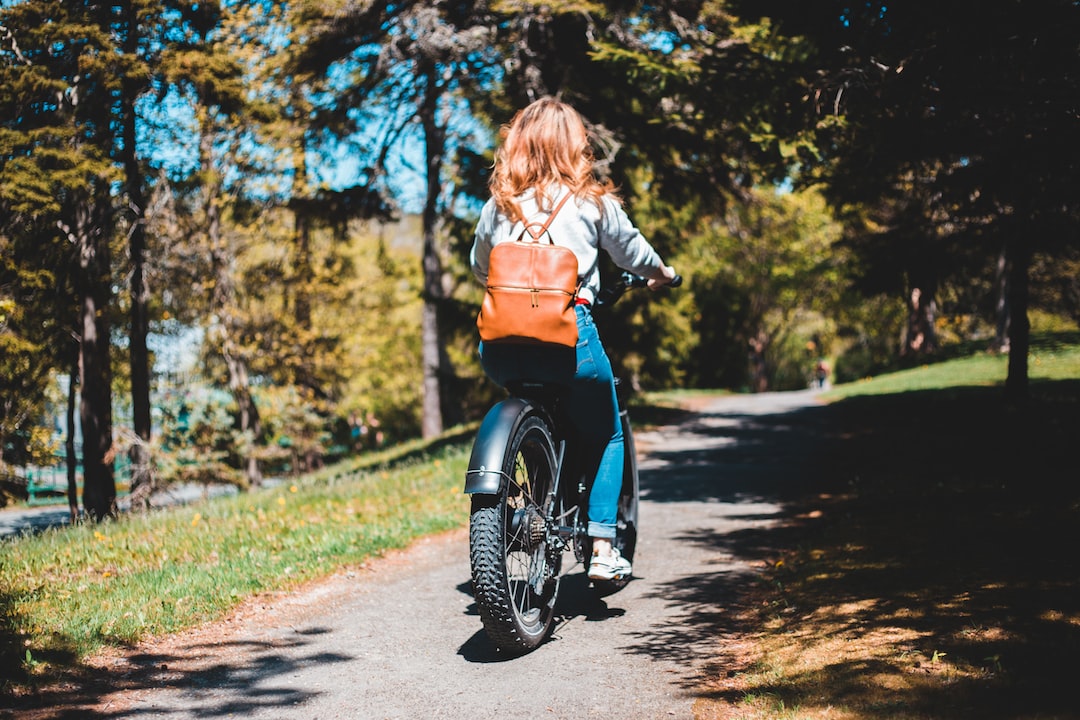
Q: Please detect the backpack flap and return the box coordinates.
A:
[478,239,580,347]
[477,192,580,347]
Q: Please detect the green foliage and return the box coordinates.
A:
[831,294,907,384]
[153,385,245,488]
[1031,247,1080,328]
[337,220,427,440]
[0,3,108,471]
[577,2,811,207]
[0,272,54,467]
[174,207,432,467]
[672,186,848,391]
[253,384,332,477]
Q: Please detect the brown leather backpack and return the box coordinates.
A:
[476,192,580,347]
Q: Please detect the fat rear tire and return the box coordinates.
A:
[469,415,560,655]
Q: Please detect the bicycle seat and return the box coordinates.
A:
[504,380,571,400]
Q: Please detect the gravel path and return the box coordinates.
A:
[17,389,829,720]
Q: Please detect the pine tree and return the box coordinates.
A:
[0,1,124,520]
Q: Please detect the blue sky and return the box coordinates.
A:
[137,78,488,216]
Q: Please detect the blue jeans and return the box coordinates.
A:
[479,305,624,539]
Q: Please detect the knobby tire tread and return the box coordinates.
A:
[468,415,558,655]
[469,498,528,653]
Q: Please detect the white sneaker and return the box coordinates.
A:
[588,547,632,580]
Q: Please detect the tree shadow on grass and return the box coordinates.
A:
[631,382,1080,718]
[0,583,85,717]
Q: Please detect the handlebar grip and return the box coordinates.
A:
[614,272,682,293]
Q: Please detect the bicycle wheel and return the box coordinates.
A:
[469,414,562,654]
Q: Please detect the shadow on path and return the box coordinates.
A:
[5,627,353,719]
[627,393,840,683]
[627,382,1080,718]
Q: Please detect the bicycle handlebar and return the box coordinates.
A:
[595,271,683,308]
[629,273,682,289]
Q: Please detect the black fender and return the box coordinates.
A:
[465,397,546,495]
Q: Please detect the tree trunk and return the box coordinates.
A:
[121,0,154,509]
[291,140,313,333]
[202,131,263,488]
[66,350,79,524]
[419,69,446,439]
[420,301,443,439]
[293,209,313,330]
[223,346,263,487]
[990,242,1010,353]
[74,196,116,522]
[748,331,769,393]
[1004,234,1031,406]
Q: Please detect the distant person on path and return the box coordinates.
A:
[814,359,830,389]
[470,97,677,580]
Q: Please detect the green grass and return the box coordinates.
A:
[0,427,473,690]
[823,333,1080,400]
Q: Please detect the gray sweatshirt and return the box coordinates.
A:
[471,187,667,305]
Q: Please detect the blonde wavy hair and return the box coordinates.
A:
[489,97,617,223]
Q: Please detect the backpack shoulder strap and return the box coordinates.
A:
[521,191,573,243]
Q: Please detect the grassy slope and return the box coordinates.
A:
[0,428,475,695]
[695,334,1080,719]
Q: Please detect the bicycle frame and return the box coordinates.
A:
[464,272,675,653]
[464,379,636,567]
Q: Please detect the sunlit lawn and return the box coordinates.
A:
[824,333,1080,398]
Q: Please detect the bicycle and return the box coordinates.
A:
[464,272,681,655]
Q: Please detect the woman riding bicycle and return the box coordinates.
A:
[470,97,677,582]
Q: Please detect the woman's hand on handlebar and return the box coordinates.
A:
[648,265,681,290]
